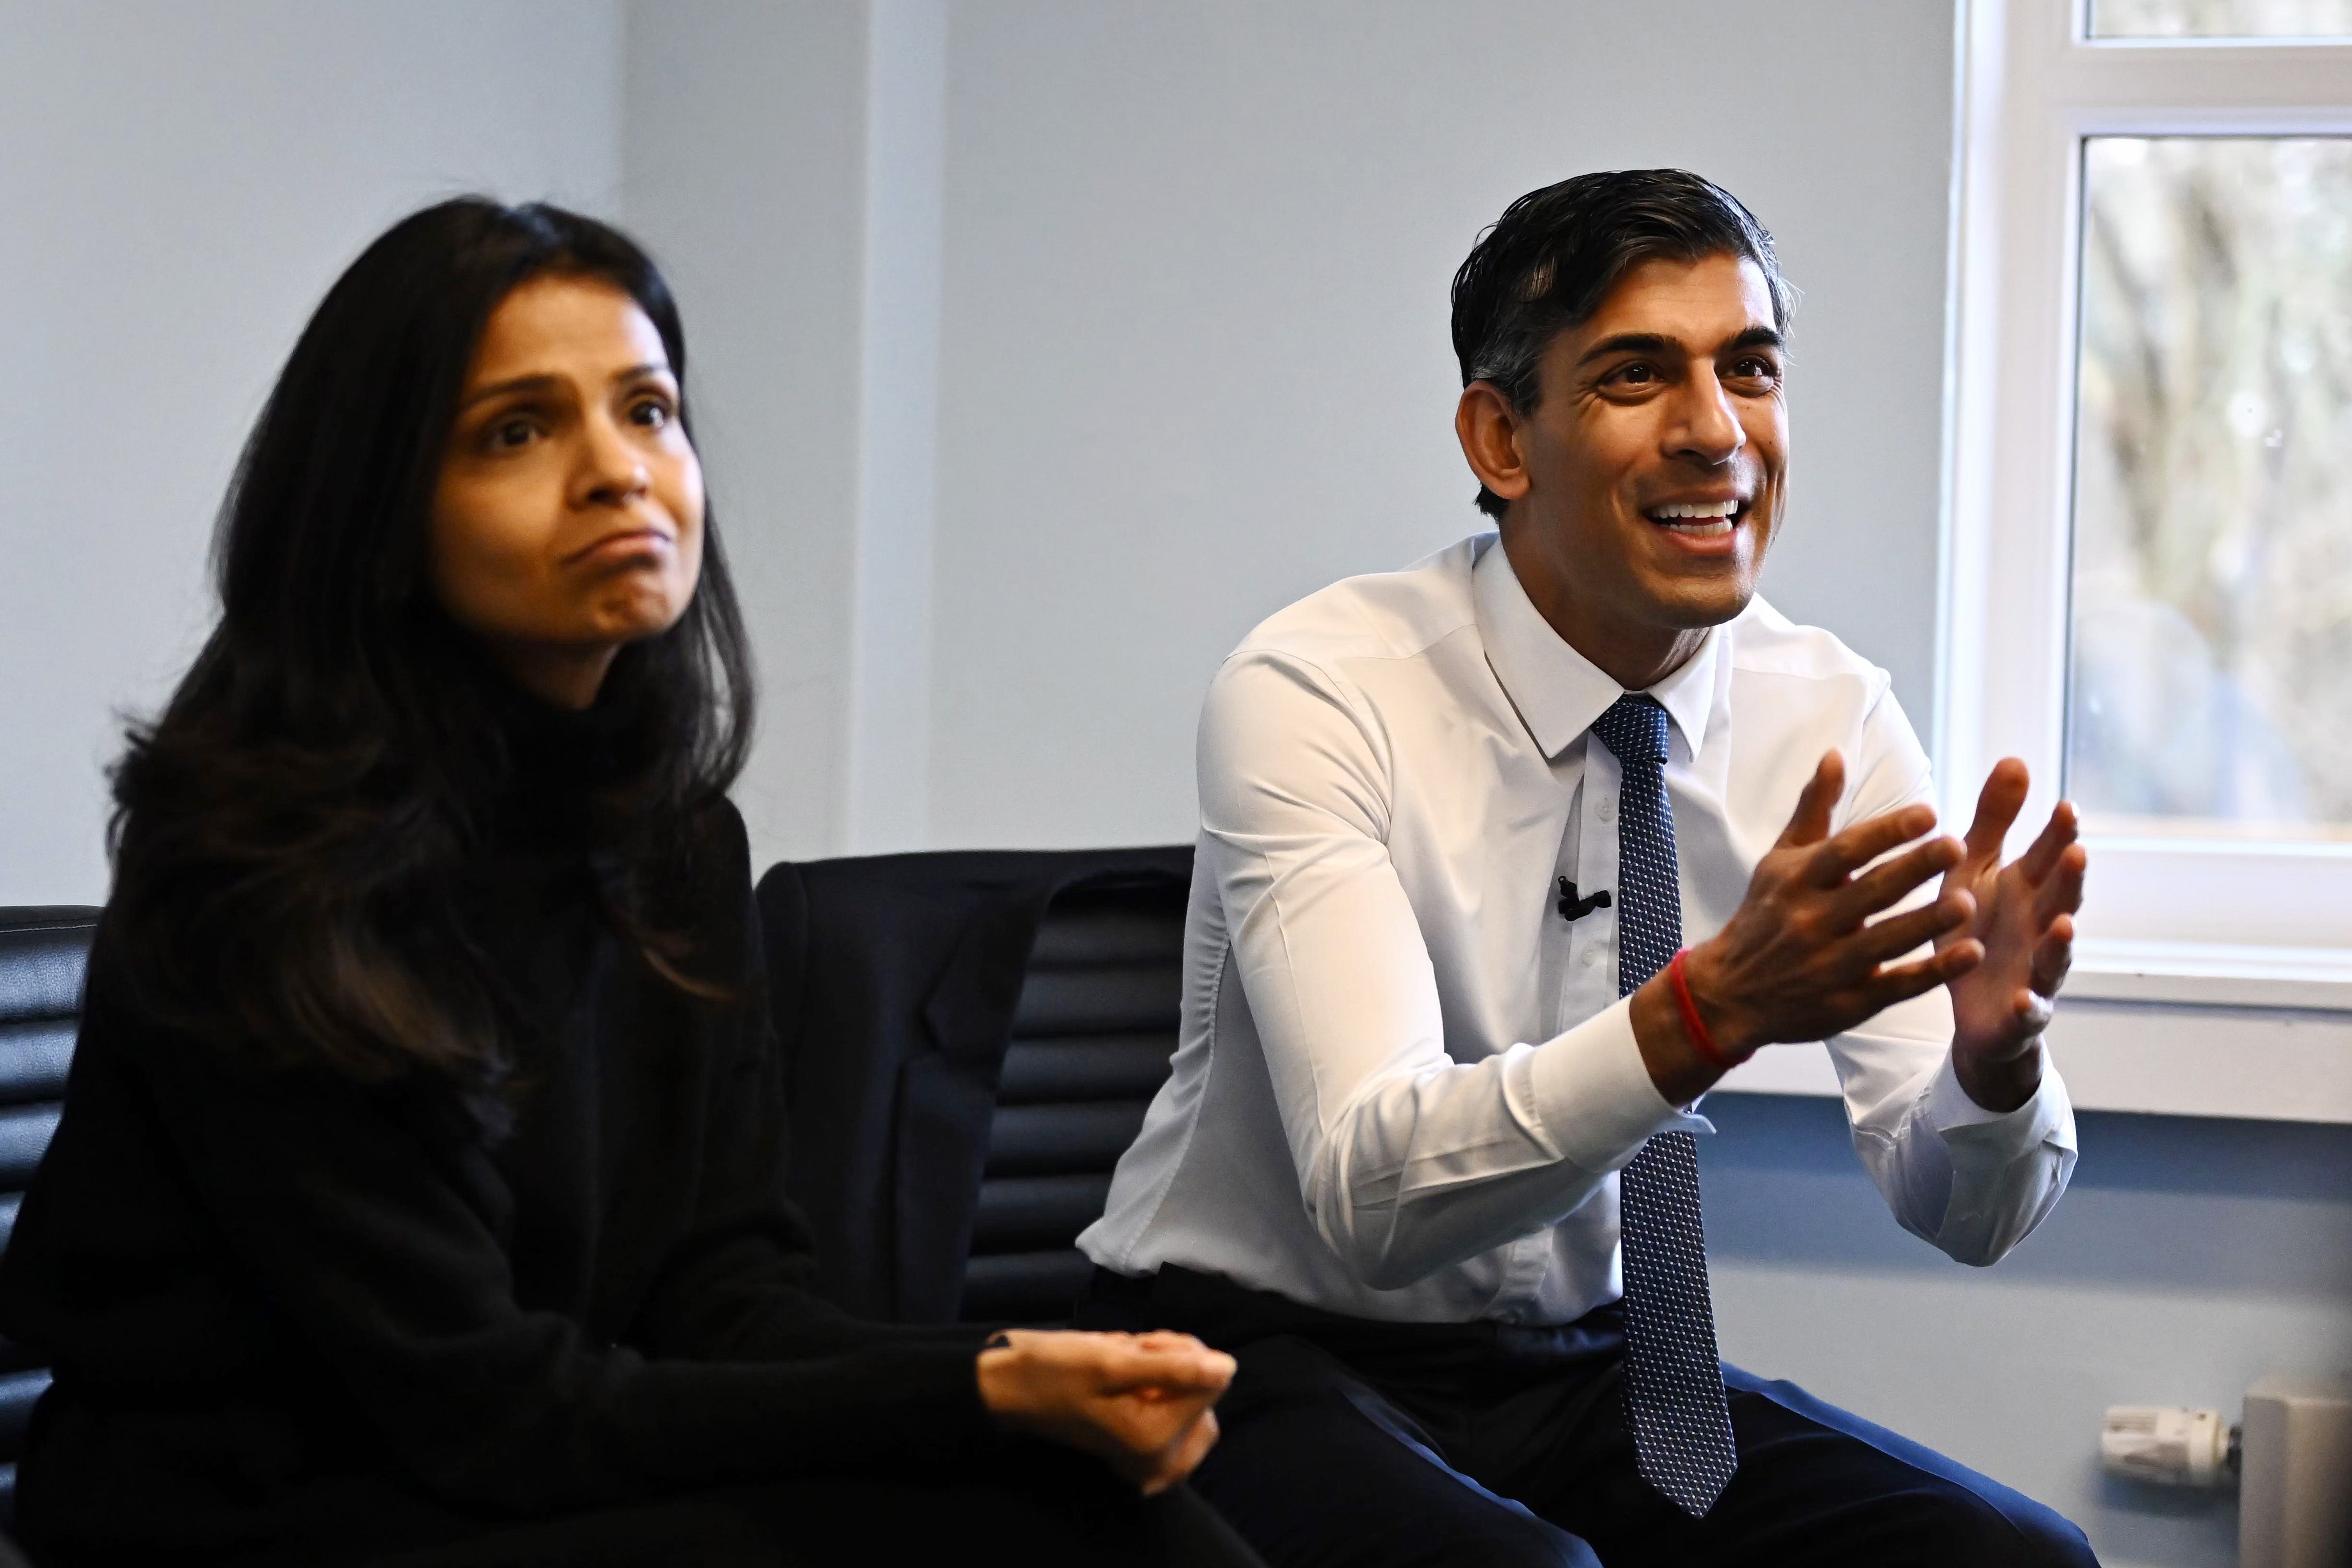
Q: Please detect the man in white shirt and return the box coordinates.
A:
[1077,171,2096,1566]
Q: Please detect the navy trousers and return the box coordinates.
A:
[1080,1267,2098,1568]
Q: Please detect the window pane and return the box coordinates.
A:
[2069,137,2352,840]
[2090,0,2352,37]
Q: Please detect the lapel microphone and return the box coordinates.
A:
[1557,877,1612,923]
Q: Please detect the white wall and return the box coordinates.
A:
[924,0,1959,849]
[620,0,1960,869]
[619,0,875,863]
[0,0,627,906]
[619,0,954,864]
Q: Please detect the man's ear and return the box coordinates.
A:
[1455,382,1531,508]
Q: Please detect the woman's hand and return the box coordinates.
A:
[975,1329,1236,1495]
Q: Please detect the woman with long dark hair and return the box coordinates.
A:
[0,199,1256,1568]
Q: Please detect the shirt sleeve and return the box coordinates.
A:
[1199,649,1686,1292]
[1823,686,2079,1265]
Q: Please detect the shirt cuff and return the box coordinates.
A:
[1924,1043,2077,1156]
[1521,996,1695,1175]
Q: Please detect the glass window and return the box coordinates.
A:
[2090,0,2352,37]
[2068,136,2352,840]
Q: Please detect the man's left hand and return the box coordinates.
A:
[1938,758,2089,1113]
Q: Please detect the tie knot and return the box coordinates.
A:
[1590,694,1669,767]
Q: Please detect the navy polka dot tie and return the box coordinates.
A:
[1588,695,1738,1519]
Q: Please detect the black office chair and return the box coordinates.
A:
[758,847,1190,1326]
[0,908,99,1544]
[962,878,1186,1323]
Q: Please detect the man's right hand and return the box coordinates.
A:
[1632,749,1982,1105]
[976,1328,1236,1495]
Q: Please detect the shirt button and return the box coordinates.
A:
[1597,800,1615,823]
[1582,948,1601,967]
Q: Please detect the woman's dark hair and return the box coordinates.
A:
[105,196,755,1094]
[1451,169,1795,520]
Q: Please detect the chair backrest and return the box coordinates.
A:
[960,880,1185,1324]
[760,847,1190,1326]
[0,908,98,1524]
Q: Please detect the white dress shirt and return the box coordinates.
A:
[1079,533,2078,1325]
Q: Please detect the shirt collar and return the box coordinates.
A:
[1471,533,1722,761]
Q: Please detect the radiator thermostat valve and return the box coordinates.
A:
[2101,1405,2237,1489]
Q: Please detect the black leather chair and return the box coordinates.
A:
[758,847,1190,1326]
[0,908,98,1538]
[964,877,1187,1323]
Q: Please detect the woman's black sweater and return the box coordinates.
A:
[0,703,997,1562]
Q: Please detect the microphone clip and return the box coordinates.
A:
[1557,877,1612,923]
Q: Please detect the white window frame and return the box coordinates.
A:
[1725,0,2352,1122]
[1940,0,2352,1011]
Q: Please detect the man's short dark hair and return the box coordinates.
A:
[1452,169,1794,520]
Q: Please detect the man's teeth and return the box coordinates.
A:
[1648,499,1741,537]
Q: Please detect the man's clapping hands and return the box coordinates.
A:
[1633,751,2085,1110]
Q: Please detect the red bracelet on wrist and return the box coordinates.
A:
[1666,948,1735,1068]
